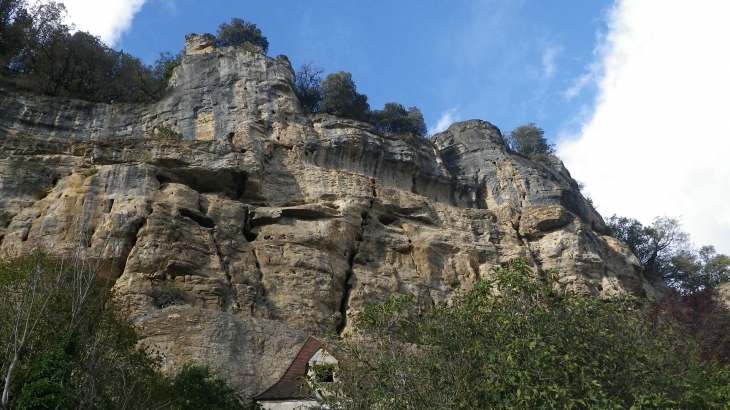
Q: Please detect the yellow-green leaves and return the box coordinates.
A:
[315,259,730,409]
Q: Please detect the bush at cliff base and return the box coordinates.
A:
[314,259,730,409]
[0,252,243,410]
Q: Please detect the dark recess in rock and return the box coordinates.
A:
[156,168,248,199]
[180,208,215,228]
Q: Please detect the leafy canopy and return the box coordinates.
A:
[0,252,243,409]
[371,102,427,136]
[293,60,324,114]
[313,259,730,409]
[505,123,555,158]
[1,0,173,103]
[318,71,370,121]
[607,214,730,292]
[215,18,268,54]
[293,64,428,136]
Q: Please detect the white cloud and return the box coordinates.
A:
[45,0,148,46]
[558,0,730,254]
[430,107,460,135]
[541,44,561,79]
[564,72,592,100]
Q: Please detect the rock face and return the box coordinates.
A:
[0,34,653,399]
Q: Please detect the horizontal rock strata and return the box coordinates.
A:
[0,34,652,399]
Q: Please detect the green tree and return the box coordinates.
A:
[0,0,25,65]
[319,71,370,121]
[372,102,427,136]
[668,245,730,293]
[313,260,730,409]
[2,0,162,103]
[505,123,555,160]
[215,18,268,54]
[153,51,182,88]
[167,364,241,410]
[606,215,729,292]
[0,252,243,409]
[293,60,323,114]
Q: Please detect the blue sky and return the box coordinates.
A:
[107,0,613,139]
[51,0,730,254]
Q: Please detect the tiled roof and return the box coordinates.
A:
[254,336,329,400]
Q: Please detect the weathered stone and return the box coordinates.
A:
[519,205,573,239]
[0,34,655,401]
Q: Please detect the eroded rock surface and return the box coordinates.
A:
[0,33,652,399]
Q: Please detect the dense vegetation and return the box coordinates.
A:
[607,215,730,293]
[0,252,242,410]
[312,260,730,409]
[293,62,428,136]
[0,1,427,135]
[0,2,271,104]
[0,0,172,103]
[215,18,268,53]
[4,4,730,407]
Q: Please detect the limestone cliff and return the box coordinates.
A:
[0,34,653,399]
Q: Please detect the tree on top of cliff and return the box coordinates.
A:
[153,51,182,88]
[319,71,370,122]
[505,123,556,159]
[215,18,269,54]
[371,102,427,136]
[294,65,427,136]
[1,0,164,103]
[294,61,324,114]
[0,0,26,64]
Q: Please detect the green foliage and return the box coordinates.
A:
[607,215,729,292]
[0,252,242,409]
[167,364,241,410]
[505,123,556,159]
[153,51,182,88]
[294,61,323,114]
[83,167,98,178]
[215,18,268,54]
[15,337,76,410]
[318,71,370,121]
[311,363,336,383]
[294,65,427,136]
[371,102,427,136]
[1,0,169,103]
[0,0,25,64]
[314,259,730,409]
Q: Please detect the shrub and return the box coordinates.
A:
[167,364,242,410]
[153,51,182,88]
[2,1,165,103]
[371,102,427,136]
[145,281,185,308]
[318,71,370,121]
[294,61,324,114]
[314,259,730,409]
[0,252,241,409]
[215,18,268,54]
[505,123,555,157]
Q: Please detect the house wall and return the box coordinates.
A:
[258,399,320,410]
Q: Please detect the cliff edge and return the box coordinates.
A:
[0,34,653,399]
